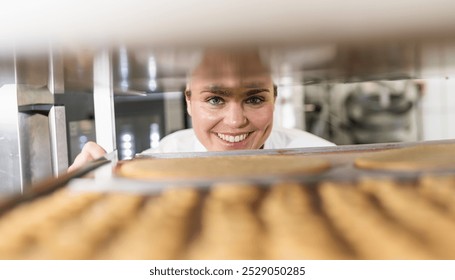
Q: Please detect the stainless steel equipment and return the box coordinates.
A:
[0,48,68,193]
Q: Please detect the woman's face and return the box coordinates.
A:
[186,72,276,151]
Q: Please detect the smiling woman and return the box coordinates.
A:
[68,49,334,170]
[140,49,335,154]
[184,49,276,151]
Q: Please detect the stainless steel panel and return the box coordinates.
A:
[63,49,93,93]
[18,112,53,187]
[94,50,117,153]
[13,50,55,106]
[16,85,54,106]
[0,84,22,193]
[0,49,69,193]
[49,106,69,176]
[15,55,49,86]
[48,48,65,94]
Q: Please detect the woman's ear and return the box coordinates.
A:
[273,84,278,102]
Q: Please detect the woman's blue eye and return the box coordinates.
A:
[207,97,224,105]
[246,96,264,104]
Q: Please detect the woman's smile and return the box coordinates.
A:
[216,132,251,143]
[212,131,255,150]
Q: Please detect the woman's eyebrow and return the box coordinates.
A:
[200,86,231,96]
[244,88,270,96]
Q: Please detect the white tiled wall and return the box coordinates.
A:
[419,77,455,141]
[406,42,455,141]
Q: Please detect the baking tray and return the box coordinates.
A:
[67,139,455,195]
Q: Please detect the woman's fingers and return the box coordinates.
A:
[68,141,107,172]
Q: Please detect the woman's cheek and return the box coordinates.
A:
[198,107,220,121]
[192,104,221,125]
[249,106,274,125]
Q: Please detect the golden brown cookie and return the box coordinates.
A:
[116,154,330,180]
[354,143,455,171]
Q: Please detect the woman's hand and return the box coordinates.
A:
[68,141,107,172]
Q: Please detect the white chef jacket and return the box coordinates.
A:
[141,126,335,154]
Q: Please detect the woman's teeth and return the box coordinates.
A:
[217,133,249,143]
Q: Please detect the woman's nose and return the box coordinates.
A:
[224,103,247,127]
